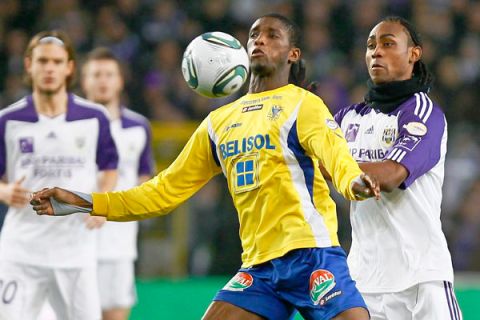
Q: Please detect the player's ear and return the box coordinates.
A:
[24,57,32,74]
[67,60,75,77]
[409,46,422,64]
[288,47,301,64]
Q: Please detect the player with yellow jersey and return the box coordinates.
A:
[31,14,379,320]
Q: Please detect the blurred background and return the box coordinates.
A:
[0,0,479,318]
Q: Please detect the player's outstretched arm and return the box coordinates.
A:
[30,187,93,216]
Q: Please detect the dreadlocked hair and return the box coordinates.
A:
[260,13,306,87]
[382,16,434,88]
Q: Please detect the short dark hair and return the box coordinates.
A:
[24,30,76,88]
[380,16,434,87]
[82,47,124,78]
[260,13,306,87]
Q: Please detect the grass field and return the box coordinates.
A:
[130,276,478,319]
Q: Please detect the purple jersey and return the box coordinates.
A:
[0,94,118,268]
[335,92,454,293]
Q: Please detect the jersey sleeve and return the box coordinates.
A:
[385,93,446,189]
[91,117,222,221]
[297,93,363,200]
[138,120,154,176]
[96,112,119,171]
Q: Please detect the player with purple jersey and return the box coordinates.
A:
[82,47,154,320]
[0,31,118,320]
[333,17,462,319]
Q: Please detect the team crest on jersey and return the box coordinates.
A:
[267,105,282,120]
[309,269,336,305]
[345,123,360,142]
[19,137,34,153]
[75,136,86,149]
[381,127,396,147]
[223,272,253,291]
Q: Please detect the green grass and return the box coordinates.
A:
[130,277,477,319]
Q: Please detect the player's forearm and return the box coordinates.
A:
[91,170,209,221]
[358,160,408,192]
[0,182,10,203]
[97,169,118,192]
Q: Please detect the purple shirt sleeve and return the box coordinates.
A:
[138,121,154,176]
[96,112,119,171]
[385,93,446,189]
[0,118,6,177]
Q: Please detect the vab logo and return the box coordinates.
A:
[267,105,282,120]
[309,269,336,305]
[223,272,253,291]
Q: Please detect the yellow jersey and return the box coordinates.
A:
[92,84,364,267]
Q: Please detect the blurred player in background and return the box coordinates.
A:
[332,16,462,319]
[82,47,154,320]
[31,14,380,320]
[0,31,118,320]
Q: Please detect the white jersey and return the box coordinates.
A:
[335,92,454,293]
[0,94,118,268]
[97,108,153,261]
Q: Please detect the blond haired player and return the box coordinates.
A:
[0,31,118,320]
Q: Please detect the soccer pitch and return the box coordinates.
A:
[130,275,479,319]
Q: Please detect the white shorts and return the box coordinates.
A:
[97,260,136,310]
[0,260,100,320]
[362,281,463,320]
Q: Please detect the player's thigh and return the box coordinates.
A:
[202,301,266,320]
[212,269,295,319]
[284,248,368,320]
[49,266,101,320]
[0,261,48,320]
[98,260,136,310]
[413,281,462,320]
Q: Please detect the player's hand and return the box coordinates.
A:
[84,215,106,229]
[352,173,381,200]
[30,187,92,216]
[0,176,31,208]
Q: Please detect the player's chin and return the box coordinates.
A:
[38,85,63,95]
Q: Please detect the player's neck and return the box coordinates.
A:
[102,99,121,121]
[33,90,68,117]
[248,71,289,94]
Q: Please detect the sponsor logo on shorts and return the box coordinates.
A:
[309,269,336,305]
[223,272,253,291]
[320,290,342,306]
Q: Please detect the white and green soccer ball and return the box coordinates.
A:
[181,32,249,98]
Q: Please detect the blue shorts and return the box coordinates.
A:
[214,247,367,320]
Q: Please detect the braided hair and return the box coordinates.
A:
[381,16,434,87]
[260,13,306,87]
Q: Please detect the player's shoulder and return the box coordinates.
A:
[334,102,371,123]
[121,107,150,129]
[0,96,34,121]
[68,94,110,121]
[398,92,445,124]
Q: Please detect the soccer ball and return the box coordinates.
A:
[181,32,249,98]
